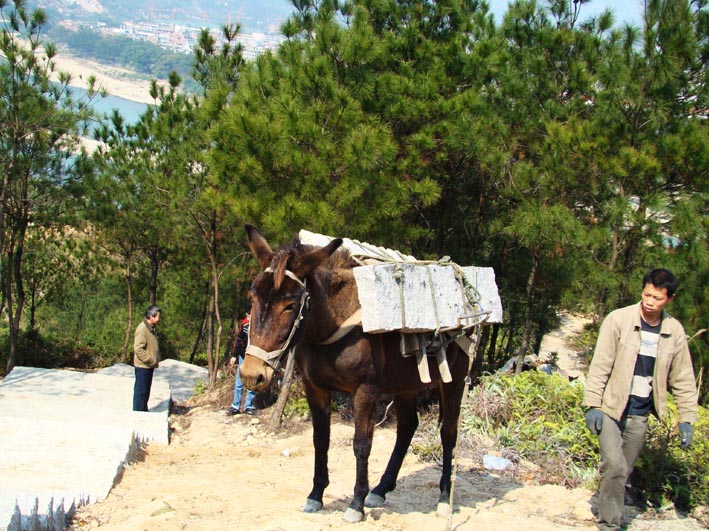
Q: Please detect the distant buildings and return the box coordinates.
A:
[112,21,285,59]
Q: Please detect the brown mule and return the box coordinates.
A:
[240,224,471,523]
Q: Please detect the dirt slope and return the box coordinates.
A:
[69,403,704,531]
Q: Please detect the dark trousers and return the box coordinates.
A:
[133,366,155,411]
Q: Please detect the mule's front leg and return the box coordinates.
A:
[302,384,331,514]
[343,383,378,523]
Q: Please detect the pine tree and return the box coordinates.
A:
[0,0,97,371]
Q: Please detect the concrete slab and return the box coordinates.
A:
[98,358,208,405]
[0,359,208,531]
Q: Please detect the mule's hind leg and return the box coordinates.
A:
[302,382,331,514]
[366,393,418,508]
[436,352,468,517]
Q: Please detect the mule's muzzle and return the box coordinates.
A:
[240,354,275,393]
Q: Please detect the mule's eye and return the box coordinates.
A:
[284,303,297,313]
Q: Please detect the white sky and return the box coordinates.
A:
[487,0,644,27]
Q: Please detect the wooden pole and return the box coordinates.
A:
[268,346,298,431]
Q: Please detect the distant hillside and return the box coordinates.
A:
[35,0,295,32]
[48,25,197,89]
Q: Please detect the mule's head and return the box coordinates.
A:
[240,224,343,392]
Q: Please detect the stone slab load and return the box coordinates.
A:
[354,263,502,333]
[299,229,503,334]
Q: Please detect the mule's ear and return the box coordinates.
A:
[245,224,274,270]
[294,238,343,277]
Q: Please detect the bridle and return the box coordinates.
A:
[245,267,310,370]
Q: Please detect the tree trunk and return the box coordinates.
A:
[29,290,36,331]
[516,252,538,374]
[201,211,223,387]
[4,253,17,373]
[122,260,133,362]
[210,259,223,387]
[189,291,209,364]
[503,301,517,358]
[0,157,12,326]
[471,324,489,383]
[206,292,216,387]
[6,220,28,373]
[487,323,499,370]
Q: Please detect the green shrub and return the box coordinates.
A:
[193,379,207,396]
[2,330,113,372]
[460,371,598,486]
[191,350,209,367]
[284,396,311,418]
[451,371,708,510]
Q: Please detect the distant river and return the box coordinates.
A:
[69,85,149,125]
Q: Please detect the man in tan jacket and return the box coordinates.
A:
[133,305,161,411]
[583,269,697,531]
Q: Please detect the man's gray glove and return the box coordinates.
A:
[679,422,693,448]
[585,408,604,435]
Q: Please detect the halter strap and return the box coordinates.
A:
[263,266,305,287]
[246,267,362,364]
[245,267,308,369]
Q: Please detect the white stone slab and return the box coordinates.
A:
[0,363,187,530]
[299,229,502,333]
[354,263,501,333]
[300,229,416,262]
[461,266,503,324]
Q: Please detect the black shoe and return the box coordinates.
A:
[226,407,241,416]
[245,409,256,416]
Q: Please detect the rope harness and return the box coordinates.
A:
[388,257,490,384]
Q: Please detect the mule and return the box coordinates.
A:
[240,224,472,523]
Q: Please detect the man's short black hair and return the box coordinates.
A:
[643,269,678,297]
[145,305,161,318]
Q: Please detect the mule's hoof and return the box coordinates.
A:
[343,508,364,523]
[436,501,452,518]
[302,499,323,513]
[364,492,386,508]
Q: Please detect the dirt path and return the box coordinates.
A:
[69,403,703,531]
[68,312,704,531]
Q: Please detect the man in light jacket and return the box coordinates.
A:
[133,305,161,411]
[583,268,697,531]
